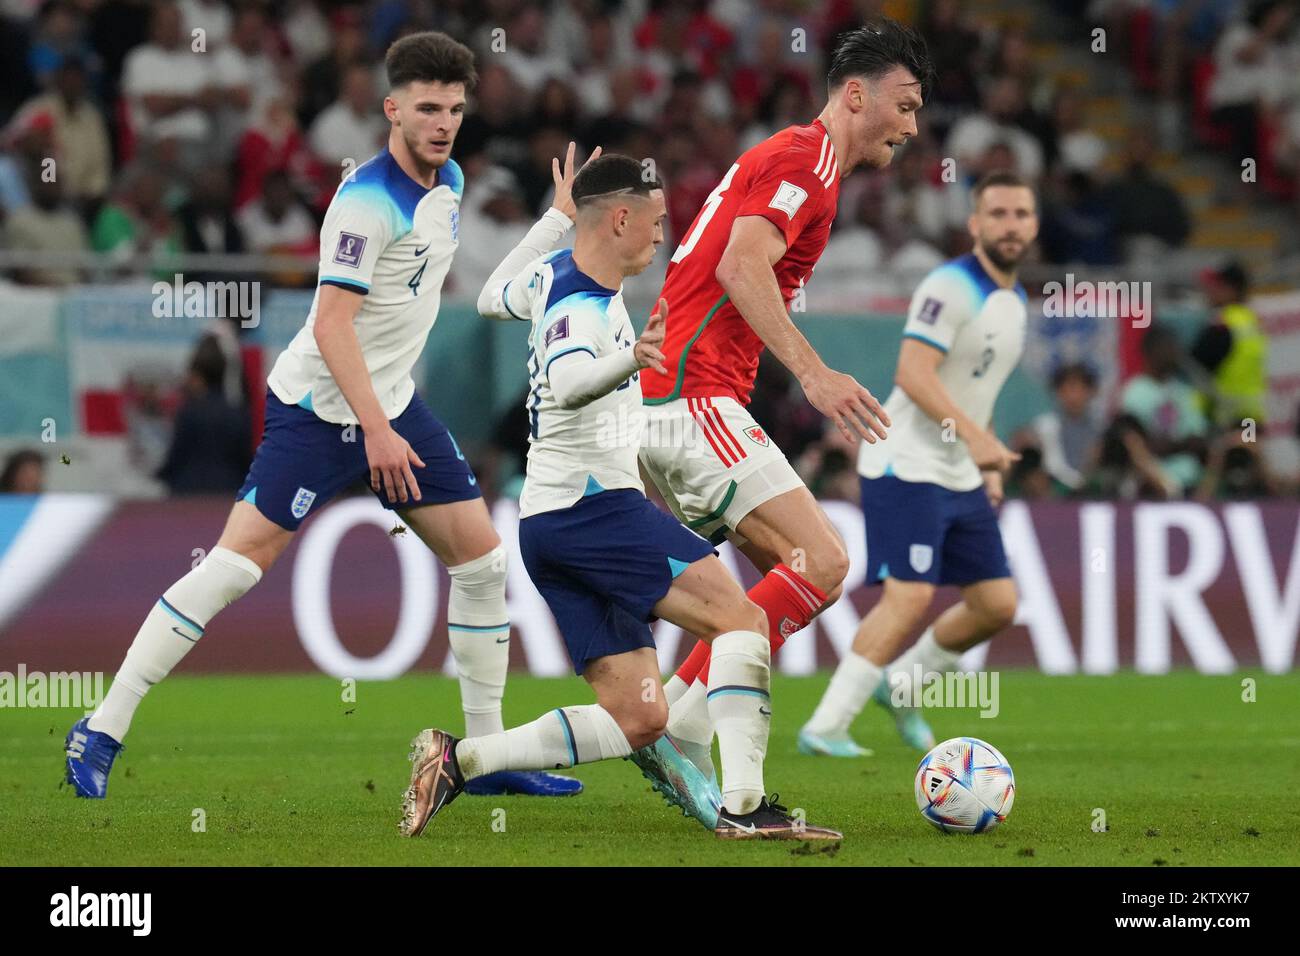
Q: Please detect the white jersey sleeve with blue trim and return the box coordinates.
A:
[900,267,976,354]
[860,254,1028,491]
[316,186,395,294]
[477,208,573,321]
[267,150,463,424]
[517,249,645,518]
[537,296,608,372]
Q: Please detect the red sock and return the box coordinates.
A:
[681,564,827,685]
[673,639,712,685]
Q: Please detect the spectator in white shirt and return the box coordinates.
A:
[121,0,214,160]
[211,4,284,158]
[308,62,386,169]
[235,168,316,254]
[494,5,567,95]
[453,158,531,297]
[1052,88,1108,174]
[178,0,231,50]
[1208,0,1295,153]
[945,76,1045,181]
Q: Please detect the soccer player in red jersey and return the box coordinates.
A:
[637,21,934,778]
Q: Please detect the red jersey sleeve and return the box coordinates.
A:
[735,142,837,248]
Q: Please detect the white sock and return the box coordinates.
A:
[454,704,630,779]
[88,547,262,741]
[707,630,770,815]
[663,674,689,707]
[892,626,962,683]
[666,677,711,748]
[804,651,883,737]
[446,546,510,739]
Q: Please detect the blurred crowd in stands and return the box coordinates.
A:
[0,0,1243,286]
[0,0,1293,502]
[1008,259,1276,502]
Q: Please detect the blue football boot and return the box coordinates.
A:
[464,770,583,797]
[872,673,936,752]
[796,726,873,757]
[628,733,722,829]
[64,717,123,798]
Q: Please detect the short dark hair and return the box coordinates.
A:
[1211,260,1250,297]
[972,170,1036,207]
[385,31,477,92]
[0,449,43,492]
[1051,362,1098,391]
[1140,322,1179,356]
[572,154,664,208]
[827,20,933,101]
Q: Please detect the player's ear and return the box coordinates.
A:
[845,77,865,112]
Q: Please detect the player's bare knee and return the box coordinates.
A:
[618,703,668,751]
[643,697,669,740]
[883,580,935,630]
[976,587,1018,631]
[731,597,767,637]
[801,540,849,594]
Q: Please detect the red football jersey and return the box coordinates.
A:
[641,118,841,406]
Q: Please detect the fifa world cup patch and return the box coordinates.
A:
[291,487,318,520]
[333,232,367,267]
[743,424,770,447]
[544,316,570,347]
[768,180,808,219]
[918,296,943,325]
[909,543,934,574]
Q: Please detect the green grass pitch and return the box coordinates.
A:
[3,671,1297,866]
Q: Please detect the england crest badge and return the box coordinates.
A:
[909,543,934,574]
[291,487,317,520]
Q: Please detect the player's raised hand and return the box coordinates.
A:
[634,298,668,374]
[802,365,891,444]
[551,141,603,220]
[364,423,425,504]
[967,429,1020,473]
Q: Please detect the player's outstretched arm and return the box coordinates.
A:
[548,299,668,410]
[717,215,890,444]
[476,141,600,321]
[476,208,573,321]
[895,338,1019,473]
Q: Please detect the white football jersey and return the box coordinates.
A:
[268,148,463,424]
[505,249,644,518]
[859,253,1028,491]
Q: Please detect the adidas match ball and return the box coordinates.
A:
[915,737,1015,834]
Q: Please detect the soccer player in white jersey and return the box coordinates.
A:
[800,172,1038,756]
[401,150,841,840]
[64,32,578,801]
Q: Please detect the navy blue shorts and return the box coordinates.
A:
[860,475,1010,587]
[518,489,716,675]
[236,389,480,531]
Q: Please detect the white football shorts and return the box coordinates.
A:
[638,396,806,543]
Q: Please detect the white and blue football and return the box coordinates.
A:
[915,737,1015,834]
